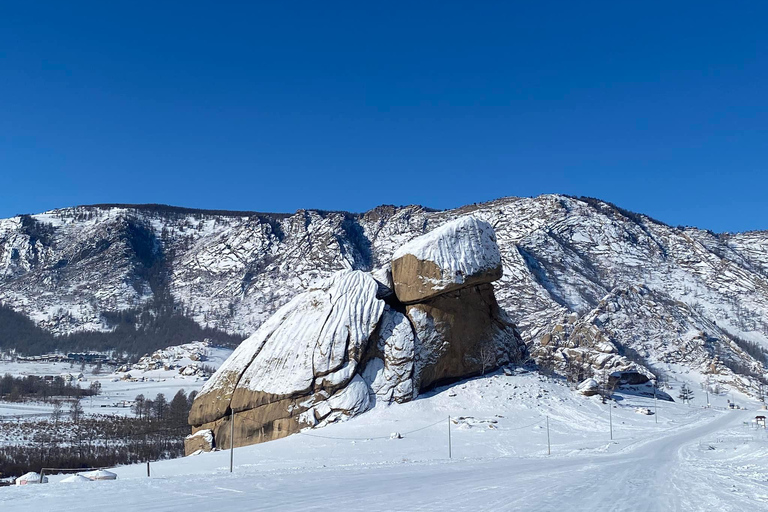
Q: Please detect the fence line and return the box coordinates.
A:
[297,417,447,441]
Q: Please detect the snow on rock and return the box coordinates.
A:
[577,378,599,396]
[232,269,384,404]
[319,375,373,425]
[391,216,502,303]
[184,429,214,454]
[128,340,228,377]
[362,306,416,403]
[370,263,395,299]
[2,196,767,403]
[188,219,526,453]
[188,270,385,451]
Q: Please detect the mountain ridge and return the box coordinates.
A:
[1,194,766,395]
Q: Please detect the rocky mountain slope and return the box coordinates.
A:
[1,196,766,394]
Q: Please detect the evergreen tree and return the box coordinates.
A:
[132,394,145,419]
[168,390,189,427]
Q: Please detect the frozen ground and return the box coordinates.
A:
[2,370,767,511]
[0,344,232,422]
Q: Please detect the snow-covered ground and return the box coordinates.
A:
[2,370,766,511]
[0,343,232,422]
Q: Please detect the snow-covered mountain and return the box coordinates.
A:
[1,196,766,393]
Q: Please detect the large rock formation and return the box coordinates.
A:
[391,216,503,303]
[187,216,524,453]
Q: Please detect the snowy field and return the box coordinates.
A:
[2,369,767,511]
[0,345,232,423]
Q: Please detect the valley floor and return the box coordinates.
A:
[3,371,767,511]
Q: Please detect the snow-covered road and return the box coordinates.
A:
[5,408,763,512]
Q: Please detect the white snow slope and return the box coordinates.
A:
[3,370,766,511]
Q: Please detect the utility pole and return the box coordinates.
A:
[546,416,551,455]
[609,403,613,440]
[230,408,235,473]
[448,416,452,459]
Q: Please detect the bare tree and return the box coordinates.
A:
[69,399,84,423]
[51,400,63,424]
[599,371,616,404]
[479,343,496,376]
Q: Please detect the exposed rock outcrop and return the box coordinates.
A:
[391,216,502,303]
[184,429,214,454]
[406,283,524,389]
[187,216,525,453]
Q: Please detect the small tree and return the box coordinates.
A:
[154,393,168,420]
[599,371,616,404]
[132,394,146,419]
[143,398,155,420]
[51,400,63,424]
[678,383,694,405]
[479,343,496,376]
[89,380,102,396]
[169,389,189,427]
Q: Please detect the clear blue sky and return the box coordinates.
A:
[1,2,766,232]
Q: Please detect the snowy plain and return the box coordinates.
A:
[2,368,767,511]
[0,343,232,424]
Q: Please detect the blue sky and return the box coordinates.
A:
[0,2,766,232]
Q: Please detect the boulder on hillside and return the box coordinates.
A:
[577,378,600,396]
[188,270,385,448]
[391,216,502,303]
[184,429,214,454]
[187,217,526,454]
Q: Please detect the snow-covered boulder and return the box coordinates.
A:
[362,306,417,403]
[391,216,502,303]
[184,429,214,454]
[188,270,385,451]
[577,378,600,396]
[187,219,526,453]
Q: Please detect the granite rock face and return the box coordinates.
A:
[406,283,524,390]
[188,270,385,448]
[187,217,525,453]
[391,216,502,303]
